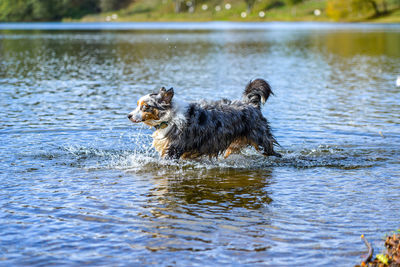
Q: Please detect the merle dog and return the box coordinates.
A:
[128,79,280,159]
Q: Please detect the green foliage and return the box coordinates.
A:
[327,0,368,20]
[376,254,389,265]
[0,0,101,21]
[285,0,304,6]
[244,0,257,12]
[0,0,33,21]
[326,0,395,20]
[62,0,100,19]
[100,0,132,12]
[30,0,65,21]
[0,0,399,22]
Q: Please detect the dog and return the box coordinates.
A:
[128,79,281,160]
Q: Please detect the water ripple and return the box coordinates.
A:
[1,25,400,266]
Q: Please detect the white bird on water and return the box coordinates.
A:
[397,76,400,87]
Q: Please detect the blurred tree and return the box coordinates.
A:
[0,0,102,21]
[30,0,65,20]
[244,0,256,13]
[285,0,303,5]
[0,0,33,21]
[326,0,349,20]
[173,0,197,13]
[284,0,303,17]
[173,0,183,13]
[327,0,389,20]
[265,1,285,10]
[358,0,388,15]
[62,0,100,19]
[100,0,132,12]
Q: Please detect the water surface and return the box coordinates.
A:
[1,22,400,266]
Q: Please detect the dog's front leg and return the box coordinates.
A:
[165,145,184,160]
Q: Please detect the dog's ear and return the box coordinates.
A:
[160,87,174,104]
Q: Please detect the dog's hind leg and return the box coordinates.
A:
[224,149,232,159]
[250,135,281,158]
[262,148,282,158]
[224,138,248,159]
[261,139,282,158]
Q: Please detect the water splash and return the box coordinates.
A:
[59,141,376,173]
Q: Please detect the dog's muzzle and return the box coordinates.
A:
[127,113,142,123]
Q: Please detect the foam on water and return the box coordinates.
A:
[58,130,379,174]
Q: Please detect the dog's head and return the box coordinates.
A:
[128,87,174,127]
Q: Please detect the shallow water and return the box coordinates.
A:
[1,22,400,266]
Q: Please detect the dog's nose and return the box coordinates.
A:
[127,114,133,119]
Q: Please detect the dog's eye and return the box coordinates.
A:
[141,105,151,111]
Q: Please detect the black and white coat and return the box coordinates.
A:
[128,79,280,159]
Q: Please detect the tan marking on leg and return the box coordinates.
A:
[251,141,260,152]
[224,137,249,158]
[224,149,232,159]
[182,152,201,159]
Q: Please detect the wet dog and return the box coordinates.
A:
[128,79,280,159]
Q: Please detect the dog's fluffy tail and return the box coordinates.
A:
[242,79,273,109]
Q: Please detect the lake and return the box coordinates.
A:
[0,22,399,266]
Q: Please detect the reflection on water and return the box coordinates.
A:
[146,168,273,209]
[1,23,400,266]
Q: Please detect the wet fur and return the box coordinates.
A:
[128,79,280,160]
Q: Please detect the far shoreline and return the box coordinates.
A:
[1,21,400,31]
